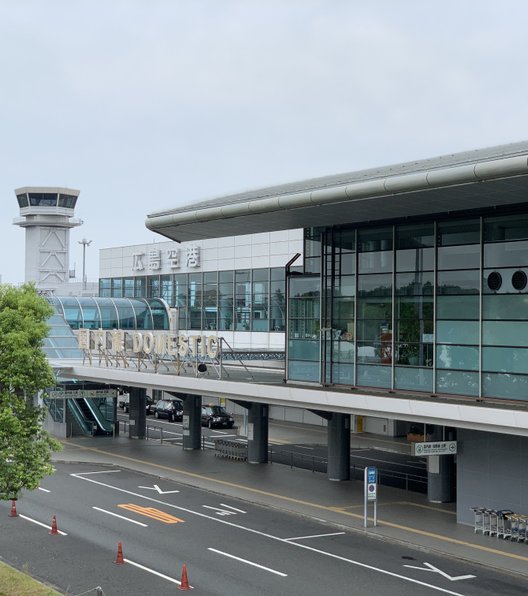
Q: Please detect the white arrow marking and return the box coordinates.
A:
[138,484,179,494]
[403,562,476,582]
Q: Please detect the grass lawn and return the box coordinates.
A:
[0,561,61,595]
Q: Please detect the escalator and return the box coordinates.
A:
[68,398,114,436]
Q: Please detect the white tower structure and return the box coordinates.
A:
[13,186,82,291]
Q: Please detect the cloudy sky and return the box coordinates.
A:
[1,0,526,284]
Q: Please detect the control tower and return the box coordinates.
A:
[13,186,82,291]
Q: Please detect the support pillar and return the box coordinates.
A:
[247,403,269,464]
[427,426,456,503]
[328,413,351,481]
[182,394,202,450]
[128,387,146,439]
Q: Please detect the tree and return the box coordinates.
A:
[0,284,61,501]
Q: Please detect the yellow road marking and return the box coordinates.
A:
[62,441,528,564]
[118,504,184,524]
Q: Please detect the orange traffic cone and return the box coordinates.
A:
[115,541,125,564]
[9,500,18,517]
[179,564,190,590]
[50,515,59,535]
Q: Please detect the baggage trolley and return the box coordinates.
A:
[470,506,486,534]
[497,510,514,539]
[517,515,528,542]
[488,509,499,537]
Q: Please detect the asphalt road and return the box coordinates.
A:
[0,463,525,595]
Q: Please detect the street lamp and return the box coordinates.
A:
[78,238,92,290]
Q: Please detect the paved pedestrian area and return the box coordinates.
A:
[53,424,528,581]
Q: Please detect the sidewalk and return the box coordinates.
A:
[53,429,528,580]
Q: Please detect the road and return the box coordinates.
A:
[0,463,525,595]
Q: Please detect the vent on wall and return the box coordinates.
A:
[512,270,527,291]
[487,271,502,292]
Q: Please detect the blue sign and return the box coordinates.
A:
[367,466,377,484]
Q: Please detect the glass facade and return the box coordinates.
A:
[99,267,286,333]
[287,213,528,403]
[50,296,169,330]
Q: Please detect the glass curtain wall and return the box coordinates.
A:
[287,212,528,403]
[100,268,286,333]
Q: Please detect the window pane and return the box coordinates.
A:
[436,345,479,370]
[331,363,354,385]
[484,240,528,268]
[483,321,528,347]
[437,245,480,270]
[483,214,528,243]
[437,270,479,294]
[358,274,392,296]
[436,321,479,344]
[483,294,528,320]
[396,272,434,295]
[437,219,480,246]
[396,248,434,272]
[483,347,528,374]
[358,251,393,273]
[333,275,355,297]
[356,364,391,388]
[288,360,319,382]
[437,296,479,319]
[483,373,528,400]
[436,370,479,396]
[395,367,433,392]
[288,340,319,360]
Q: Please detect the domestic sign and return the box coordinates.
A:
[413,441,457,457]
[47,389,117,399]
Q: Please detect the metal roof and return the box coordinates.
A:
[145,140,528,242]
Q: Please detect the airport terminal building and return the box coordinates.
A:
[59,141,528,524]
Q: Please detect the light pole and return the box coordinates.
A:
[78,238,92,290]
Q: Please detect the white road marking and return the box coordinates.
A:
[203,505,237,516]
[403,562,476,581]
[220,503,246,513]
[70,473,465,595]
[138,484,180,495]
[92,506,148,527]
[38,487,50,493]
[18,514,68,535]
[284,532,346,541]
[293,445,314,451]
[124,558,188,587]
[74,470,122,476]
[208,548,287,577]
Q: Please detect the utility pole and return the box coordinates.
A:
[78,238,92,290]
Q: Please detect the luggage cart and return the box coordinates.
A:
[470,506,486,534]
[497,510,514,539]
[509,514,522,542]
[517,515,528,542]
[488,509,499,537]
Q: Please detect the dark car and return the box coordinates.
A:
[154,399,184,422]
[201,405,234,429]
[122,394,157,415]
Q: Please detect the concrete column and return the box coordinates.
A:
[128,387,146,439]
[427,426,455,503]
[182,394,202,450]
[248,403,269,464]
[328,413,351,481]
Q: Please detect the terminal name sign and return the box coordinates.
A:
[48,389,117,399]
[77,328,219,359]
[413,441,457,457]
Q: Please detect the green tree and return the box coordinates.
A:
[0,284,61,501]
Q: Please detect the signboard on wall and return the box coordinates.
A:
[413,441,457,456]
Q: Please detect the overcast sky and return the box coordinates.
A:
[1,0,526,284]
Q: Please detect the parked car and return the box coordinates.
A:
[201,405,234,429]
[154,399,184,422]
[117,391,129,409]
[121,394,157,415]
